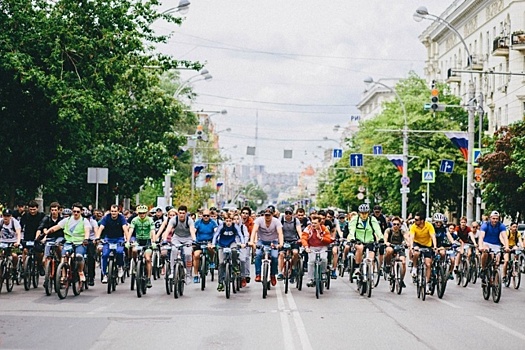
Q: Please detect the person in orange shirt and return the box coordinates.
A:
[301,215,333,287]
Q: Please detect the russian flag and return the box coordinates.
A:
[386,155,403,174]
[205,174,213,183]
[216,182,223,191]
[444,132,468,161]
[193,165,204,178]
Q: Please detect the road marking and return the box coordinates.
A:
[436,299,462,309]
[285,289,313,350]
[476,316,525,341]
[275,284,295,350]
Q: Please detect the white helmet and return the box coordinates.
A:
[433,213,446,222]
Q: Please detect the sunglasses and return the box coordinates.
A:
[72,210,81,213]
[202,215,210,217]
[241,212,249,215]
[264,213,271,216]
[392,223,401,226]
[285,212,292,215]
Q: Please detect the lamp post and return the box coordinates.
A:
[364,77,409,221]
[414,6,476,224]
[173,69,212,98]
[162,0,191,15]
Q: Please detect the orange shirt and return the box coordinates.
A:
[301,224,332,247]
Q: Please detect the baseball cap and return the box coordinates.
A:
[284,207,293,213]
[2,208,13,216]
[338,213,346,219]
[266,206,275,214]
[490,211,500,217]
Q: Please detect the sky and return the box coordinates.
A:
[153,0,453,173]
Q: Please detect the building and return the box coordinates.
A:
[419,0,525,132]
[356,82,398,122]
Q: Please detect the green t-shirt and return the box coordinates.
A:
[130,216,154,240]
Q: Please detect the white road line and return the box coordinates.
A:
[275,284,295,350]
[285,290,314,350]
[477,316,525,341]
[436,299,462,309]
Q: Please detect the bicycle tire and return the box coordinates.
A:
[200,254,206,291]
[0,261,4,294]
[482,271,491,300]
[165,264,172,295]
[262,262,268,299]
[232,264,238,294]
[130,259,136,291]
[178,263,185,296]
[437,265,446,299]
[173,263,180,299]
[71,262,82,296]
[284,260,290,294]
[56,262,69,299]
[512,261,521,289]
[419,264,426,301]
[136,260,143,298]
[470,255,479,284]
[348,256,354,283]
[389,265,395,293]
[295,259,303,291]
[225,262,231,299]
[5,260,14,292]
[14,259,21,286]
[141,262,148,295]
[32,258,39,289]
[107,260,114,294]
[359,264,366,296]
[44,259,54,296]
[373,258,380,288]
[492,269,502,303]
[23,256,31,291]
[151,251,158,280]
[315,263,321,299]
[338,260,344,278]
[395,262,403,295]
[319,264,324,295]
[111,261,117,292]
[504,265,511,288]
[325,268,330,290]
[461,259,469,287]
[366,261,373,298]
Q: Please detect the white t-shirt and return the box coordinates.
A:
[0,218,21,243]
[254,216,282,242]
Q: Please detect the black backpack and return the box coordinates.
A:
[173,215,190,229]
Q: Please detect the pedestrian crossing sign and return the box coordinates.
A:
[422,170,435,183]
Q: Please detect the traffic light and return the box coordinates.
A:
[196,125,204,140]
[474,167,482,182]
[431,88,439,111]
[421,192,426,203]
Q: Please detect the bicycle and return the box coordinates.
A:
[456,244,472,287]
[336,239,347,278]
[387,244,406,295]
[169,243,191,299]
[197,242,212,291]
[504,248,521,289]
[356,256,373,298]
[415,248,431,301]
[221,245,241,299]
[130,243,149,298]
[162,244,173,295]
[372,243,383,288]
[43,240,61,296]
[281,243,293,294]
[312,248,331,299]
[101,240,124,294]
[0,243,18,294]
[151,242,161,280]
[22,241,40,290]
[431,250,448,299]
[258,244,273,299]
[55,243,86,300]
[294,247,304,291]
[345,242,356,283]
[481,248,504,303]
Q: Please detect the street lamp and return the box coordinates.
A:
[413,5,476,224]
[173,69,212,97]
[364,77,409,221]
[162,0,191,15]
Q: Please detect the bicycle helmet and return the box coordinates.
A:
[433,212,446,222]
[358,204,370,213]
[62,208,72,216]
[137,205,148,214]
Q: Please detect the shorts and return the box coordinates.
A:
[63,243,87,257]
[483,242,501,253]
[22,240,44,253]
[388,245,406,257]
[280,241,300,252]
[194,241,212,252]
[413,242,434,259]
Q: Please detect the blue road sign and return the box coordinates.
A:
[333,148,343,159]
[439,159,455,173]
[472,148,482,166]
[373,145,383,155]
[350,153,363,167]
[422,170,435,183]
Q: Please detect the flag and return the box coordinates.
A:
[205,174,213,183]
[216,182,223,191]
[444,132,468,160]
[193,165,204,178]
[386,155,403,174]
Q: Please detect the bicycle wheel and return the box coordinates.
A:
[419,265,426,301]
[44,259,54,296]
[136,260,143,298]
[151,251,159,280]
[130,259,136,291]
[0,261,4,293]
[284,260,290,294]
[358,264,366,296]
[177,264,184,297]
[295,259,303,291]
[461,259,469,287]
[470,256,479,284]
[141,263,148,295]
[504,265,511,288]
[165,264,172,295]
[315,263,321,299]
[173,263,180,299]
[395,262,403,295]
[492,269,502,303]
[107,260,114,294]
[325,268,331,290]
[389,265,395,293]
[210,255,217,282]
[71,264,82,296]
[14,259,22,286]
[262,262,268,299]
[512,261,521,289]
[373,258,380,288]
[338,258,344,278]
[32,258,40,289]
[55,262,69,299]
[437,265,446,299]
[366,262,373,298]
[23,256,31,291]
[112,260,117,292]
[348,256,355,283]
[232,263,238,294]
[200,254,206,291]
[482,271,491,300]
[5,260,14,292]
[225,262,231,299]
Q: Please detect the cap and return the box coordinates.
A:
[155,207,163,212]
[338,213,346,219]
[490,211,500,217]
[264,208,273,215]
[284,207,293,213]
[2,208,13,216]
[266,206,275,214]
[373,205,382,211]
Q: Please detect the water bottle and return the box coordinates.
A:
[408,260,413,268]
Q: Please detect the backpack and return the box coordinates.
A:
[351,217,376,241]
[173,215,190,229]
[281,216,299,226]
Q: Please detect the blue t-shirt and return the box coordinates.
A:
[480,221,506,245]
[434,226,449,246]
[212,224,243,248]
[99,213,128,239]
[195,219,218,242]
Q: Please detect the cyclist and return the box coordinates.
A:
[240,206,254,283]
[19,200,46,276]
[432,213,456,280]
[1,209,22,272]
[454,216,477,273]
[45,203,91,282]
[372,205,388,273]
[96,204,128,285]
[326,209,342,279]
[164,205,196,284]
[36,201,64,262]
[302,214,333,287]
[504,222,522,280]
[156,208,177,269]
[409,213,437,294]
[210,213,245,292]
[296,208,310,231]
[277,207,302,282]
[347,204,383,279]
[249,206,284,286]
[234,213,250,287]
[152,207,165,238]
[478,211,509,285]
[83,208,98,286]
[384,216,409,287]
[192,209,218,284]
[128,205,155,288]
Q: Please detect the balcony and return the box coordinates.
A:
[492,37,509,56]
[466,54,483,70]
[512,32,525,51]
[445,68,461,84]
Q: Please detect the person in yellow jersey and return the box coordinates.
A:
[409,212,437,294]
[503,222,523,281]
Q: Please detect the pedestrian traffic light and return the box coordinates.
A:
[421,192,426,203]
[431,88,439,111]
[196,125,204,140]
[474,167,482,182]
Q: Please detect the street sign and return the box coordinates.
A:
[472,148,482,166]
[373,145,383,155]
[350,153,363,167]
[356,193,365,200]
[333,148,343,159]
[358,186,366,193]
[439,159,455,173]
[422,170,435,183]
[400,187,410,193]
[87,167,108,184]
[400,176,410,186]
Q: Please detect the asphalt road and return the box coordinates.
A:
[1,267,525,350]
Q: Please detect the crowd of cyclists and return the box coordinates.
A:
[0,199,522,302]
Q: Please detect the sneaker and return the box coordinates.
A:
[502,276,508,284]
[246,277,251,283]
[277,273,284,281]
[306,279,315,287]
[352,269,361,279]
[331,270,337,279]
[270,275,277,286]
[146,278,152,288]
[185,275,192,284]
[290,275,295,284]
[233,265,240,274]
[255,275,261,282]
[217,283,224,292]
[39,266,45,276]
[193,276,199,284]
[448,273,454,280]
[426,284,432,295]
[401,280,406,288]
[209,262,216,269]
[88,278,95,286]
[168,273,174,279]
[118,267,124,278]
[410,267,417,278]
[78,271,86,282]
[241,278,247,288]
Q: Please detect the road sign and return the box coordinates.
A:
[373,145,383,155]
[400,187,410,193]
[472,148,482,166]
[350,153,363,167]
[439,159,455,173]
[356,193,365,200]
[422,170,435,183]
[400,176,410,186]
[333,148,343,159]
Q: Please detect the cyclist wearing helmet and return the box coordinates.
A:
[129,205,156,288]
[479,211,509,285]
[346,204,383,279]
[62,208,73,218]
[433,213,456,280]
[409,212,437,294]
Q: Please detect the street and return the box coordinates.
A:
[1,269,524,350]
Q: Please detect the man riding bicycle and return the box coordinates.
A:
[128,205,155,288]
[302,214,333,287]
[478,211,509,285]
[277,207,302,283]
[384,216,409,287]
[409,213,437,295]
[193,209,218,284]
